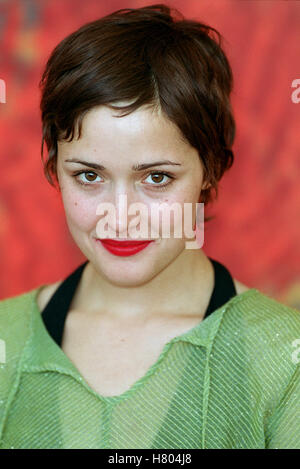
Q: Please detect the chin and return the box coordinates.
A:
[76,233,185,287]
[93,261,160,288]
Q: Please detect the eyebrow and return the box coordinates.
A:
[64,159,181,171]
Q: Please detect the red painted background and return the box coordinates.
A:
[0,0,299,308]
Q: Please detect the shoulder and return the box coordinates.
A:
[217,288,300,413]
[229,278,300,332]
[35,280,63,313]
[217,286,300,366]
[224,287,300,337]
[233,278,251,295]
[0,288,37,323]
[0,288,40,351]
[222,287,300,379]
[0,288,41,430]
[0,287,49,369]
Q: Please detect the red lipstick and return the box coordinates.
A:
[96,239,154,257]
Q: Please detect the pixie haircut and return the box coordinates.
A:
[40,3,235,211]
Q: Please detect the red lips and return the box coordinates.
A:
[96,239,154,257]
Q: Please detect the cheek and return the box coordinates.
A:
[61,188,99,231]
[179,183,202,204]
[145,191,198,239]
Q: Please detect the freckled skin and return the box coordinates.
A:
[56,103,211,289]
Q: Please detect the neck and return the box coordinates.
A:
[73,249,214,321]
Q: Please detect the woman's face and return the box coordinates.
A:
[56,103,207,287]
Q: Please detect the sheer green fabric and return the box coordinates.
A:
[0,286,299,449]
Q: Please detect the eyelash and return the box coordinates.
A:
[72,170,175,191]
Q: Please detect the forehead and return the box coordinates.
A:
[79,104,184,144]
[57,103,199,166]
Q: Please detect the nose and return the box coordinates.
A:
[96,188,143,239]
[113,192,131,237]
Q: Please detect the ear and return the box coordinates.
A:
[201,180,212,191]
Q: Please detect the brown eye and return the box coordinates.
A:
[85,172,97,181]
[143,172,174,188]
[151,173,165,183]
[74,171,102,186]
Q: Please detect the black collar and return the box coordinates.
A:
[41,258,237,347]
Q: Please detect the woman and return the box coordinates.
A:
[0,4,299,449]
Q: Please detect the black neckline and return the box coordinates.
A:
[41,257,237,347]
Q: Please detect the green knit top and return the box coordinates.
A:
[0,285,299,449]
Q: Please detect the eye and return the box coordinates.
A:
[73,171,102,186]
[143,171,174,187]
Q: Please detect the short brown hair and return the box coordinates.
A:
[39,3,235,212]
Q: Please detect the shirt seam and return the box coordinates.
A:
[201,298,232,449]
